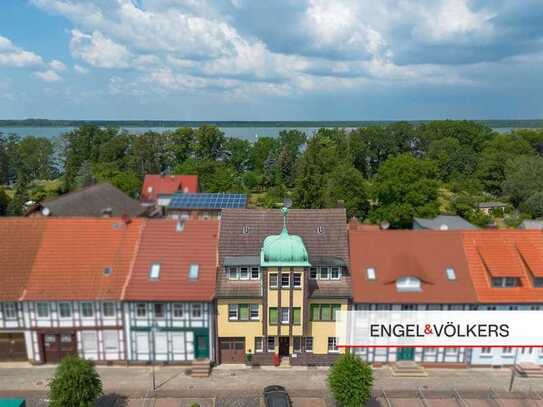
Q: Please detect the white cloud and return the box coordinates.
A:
[0,35,44,68]
[74,64,89,73]
[70,29,132,69]
[34,69,62,82]
[49,59,67,71]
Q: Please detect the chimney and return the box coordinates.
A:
[101,207,113,217]
[121,214,132,224]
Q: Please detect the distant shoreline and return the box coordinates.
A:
[1,119,542,128]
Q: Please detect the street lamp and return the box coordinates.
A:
[151,320,159,392]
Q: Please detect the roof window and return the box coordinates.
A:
[446,267,456,280]
[103,267,112,277]
[149,263,161,280]
[241,225,250,234]
[396,276,422,292]
[189,264,199,280]
[367,267,376,280]
[317,225,325,234]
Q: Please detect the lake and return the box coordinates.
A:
[0,126,532,141]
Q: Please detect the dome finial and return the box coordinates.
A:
[281,206,288,233]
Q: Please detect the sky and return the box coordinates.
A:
[0,0,542,120]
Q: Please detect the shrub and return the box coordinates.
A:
[328,353,373,407]
[49,355,103,407]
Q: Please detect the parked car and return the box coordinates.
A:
[263,385,291,407]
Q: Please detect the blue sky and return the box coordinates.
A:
[0,0,542,120]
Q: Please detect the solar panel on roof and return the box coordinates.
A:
[168,193,247,209]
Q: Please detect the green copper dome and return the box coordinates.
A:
[260,207,311,267]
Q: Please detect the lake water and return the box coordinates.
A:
[0,126,527,141]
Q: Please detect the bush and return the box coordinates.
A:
[49,356,103,407]
[328,353,373,407]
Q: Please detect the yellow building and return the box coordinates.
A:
[215,207,351,365]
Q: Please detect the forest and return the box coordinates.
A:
[1,120,543,229]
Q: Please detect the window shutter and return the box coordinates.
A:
[311,304,319,321]
[269,307,278,325]
[293,308,301,325]
[239,304,249,320]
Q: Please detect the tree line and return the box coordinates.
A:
[1,121,543,228]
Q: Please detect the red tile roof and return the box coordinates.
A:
[463,230,543,303]
[141,175,199,203]
[0,219,46,301]
[22,218,144,301]
[349,230,478,304]
[123,219,219,301]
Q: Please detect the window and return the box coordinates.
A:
[481,347,492,354]
[319,267,329,280]
[328,337,338,352]
[82,331,98,352]
[59,303,71,318]
[309,268,317,279]
[228,304,238,320]
[317,225,325,234]
[293,336,302,352]
[228,267,238,280]
[239,267,249,280]
[293,273,302,288]
[367,267,376,280]
[269,273,278,288]
[103,331,119,351]
[331,267,340,280]
[154,303,165,318]
[188,264,199,280]
[311,304,341,321]
[136,303,147,317]
[267,336,276,351]
[269,307,278,325]
[533,277,543,288]
[3,303,17,319]
[503,347,513,354]
[396,276,422,292]
[241,225,250,234]
[173,303,184,318]
[281,273,290,288]
[293,308,301,325]
[102,302,115,318]
[81,302,94,318]
[305,337,313,352]
[492,277,519,288]
[250,304,259,320]
[446,267,456,280]
[192,304,202,318]
[37,302,49,318]
[255,337,263,352]
[239,304,249,321]
[280,308,289,324]
[251,267,260,280]
[149,263,160,279]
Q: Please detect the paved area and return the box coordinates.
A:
[1,364,543,406]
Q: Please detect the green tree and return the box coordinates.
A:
[48,355,103,407]
[225,138,252,172]
[369,154,440,228]
[250,136,278,174]
[328,353,373,407]
[419,120,494,153]
[522,192,543,218]
[75,161,96,189]
[92,163,141,197]
[127,131,168,178]
[477,134,535,195]
[428,137,477,182]
[0,187,9,216]
[502,156,543,208]
[166,127,195,168]
[195,125,226,161]
[325,163,369,219]
[7,174,30,216]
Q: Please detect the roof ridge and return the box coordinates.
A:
[120,219,146,301]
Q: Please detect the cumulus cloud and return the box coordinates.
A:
[34,69,62,82]
[49,59,67,71]
[0,35,44,67]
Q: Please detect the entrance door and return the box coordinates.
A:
[397,347,415,361]
[279,337,289,357]
[194,334,209,359]
[42,333,77,363]
[219,337,245,363]
[0,333,27,362]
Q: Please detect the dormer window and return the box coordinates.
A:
[228,267,238,280]
[188,264,199,280]
[534,277,543,288]
[330,267,341,280]
[241,226,250,234]
[396,276,422,292]
[367,267,376,280]
[317,225,325,234]
[446,267,456,280]
[149,263,160,280]
[491,277,519,288]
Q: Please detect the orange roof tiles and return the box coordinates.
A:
[0,218,46,301]
[349,230,478,304]
[22,218,144,301]
[141,175,199,203]
[123,219,219,301]
[463,230,543,303]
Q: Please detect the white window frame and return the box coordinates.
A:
[446,267,456,280]
[228,304,238,320]
[309,268,317,279]
[305,337,313,352]
[59,302,72,319]
[154,303,165,318]
[188,264,199,280]
[267,336,275,351]
[319,267,330,280]
[293,336,302,352]
[250,267,260,280]
[367,267,376,280]
[136,303,147,318]
[37,302,50,318]
[103,330,119,352]
[281,273,290,288]
[173,303,184,318]
[239,267,249,280]
[255,337,263,352]
[192,303,202,318]
[102,302,115,318]
[328,337,339,353]
[293,273,302,288]
[396,276,422,292]
[280,308,289,324]
[82,331,98,352]
[250,304,259,320]
[149,263,161,280]
[227,267,238,280]
[3,302,17,319]
[481,347,492,354]
[269,273,278,288]
[81,302,94,318]
[330,267,341,280]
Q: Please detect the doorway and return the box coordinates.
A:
[397,347,415,361]
[194,334,209,359]
[41,332,77,363]
[279,337,289,357]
